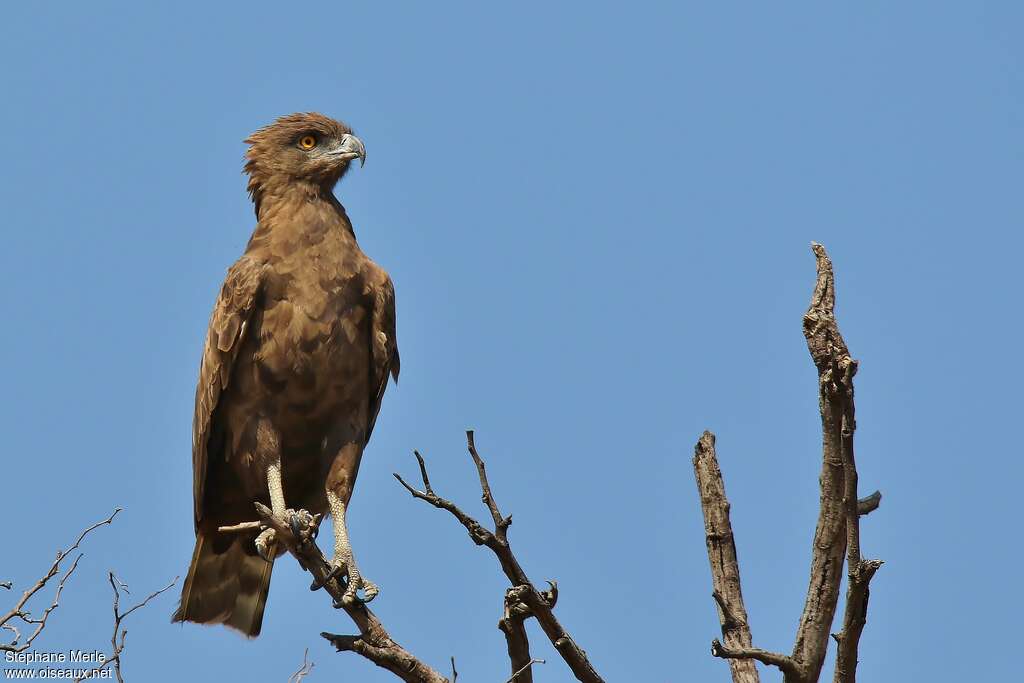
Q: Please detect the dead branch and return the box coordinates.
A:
[497,581,555,683]
[287,648,315,683]
[711,639,801,677]
[692,431,759,683]
[217,520,262,534]
[856,491,881,517]
[499,586,534,683]
[75,573,178,682]
[826,260,885,683]
[1,508,121,654]
[395,431,604,683]
[248,505,448,683]
[802,243,884,683]
[782,241,857,683]
[698,243,883,683]
[507,658,546,682]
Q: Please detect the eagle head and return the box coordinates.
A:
[243,112,366,209]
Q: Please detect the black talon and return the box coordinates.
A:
[310,513,323,540]
[288,513,306,540]
[310,563,345,592]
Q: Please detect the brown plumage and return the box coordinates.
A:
[172,113,399,637]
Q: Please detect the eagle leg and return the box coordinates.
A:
[326,489,379,606]
[255,458,288,561]
[255,421,289,562]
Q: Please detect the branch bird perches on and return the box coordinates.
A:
[241,505,449,683]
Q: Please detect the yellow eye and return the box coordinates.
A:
[298,135,317,150]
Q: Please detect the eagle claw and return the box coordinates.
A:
[310,563,345,592]
[331,581,379,608]
[285,508,318,543]
[254,527,281,562]
[328,558,379,607]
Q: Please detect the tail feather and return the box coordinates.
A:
[172,531,273,637]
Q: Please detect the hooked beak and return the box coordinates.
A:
[329,133,366,167]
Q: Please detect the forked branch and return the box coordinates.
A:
[75,573,178,682]
[697,243,883,683]
[395,431,604,683]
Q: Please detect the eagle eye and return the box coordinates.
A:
[298,135,317,150]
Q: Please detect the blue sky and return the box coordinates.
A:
[1,2,1020,681]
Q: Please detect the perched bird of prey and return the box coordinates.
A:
[172,113,399,637]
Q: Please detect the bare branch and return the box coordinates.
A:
[217,521,263,534]
[2,508,121,654]
[250,504,448,683]
[75,573,177,682]
[830,327,884,682]
[856,491,881,517]
[499,586,534,683]
[396,431,604,683]
[287,648,315,683]
[788,243,859,683]
[693,431,760,683]
[697,244,883,683]
[831,558,883,683]
[711,639,801,677]
[466,431,511,538]
[506,659,545,683]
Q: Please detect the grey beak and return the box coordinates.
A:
[331,133,366,167]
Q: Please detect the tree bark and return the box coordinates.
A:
[693,432,760,683]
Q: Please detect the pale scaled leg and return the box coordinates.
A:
[255,421,288,561]
[327,490,378,605]
[325,442,378,605]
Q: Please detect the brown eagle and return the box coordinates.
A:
[172,113,399,637]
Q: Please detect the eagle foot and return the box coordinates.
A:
[255,507,316,562]
[284,508,319,544]
[328,556,379,607]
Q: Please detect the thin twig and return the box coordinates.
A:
[1,508,121,653]
[287,648,315,683]
[506,658,545,683]
[466,431,511,537]
[217,521,262,534]
[75,573,178,682]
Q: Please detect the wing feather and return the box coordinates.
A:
[366,274,399,444]
[192,256,266,528]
